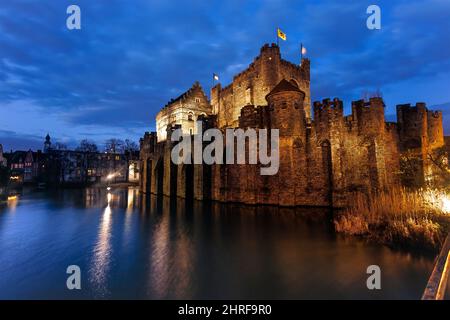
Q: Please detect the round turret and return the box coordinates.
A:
[266,79,306,136]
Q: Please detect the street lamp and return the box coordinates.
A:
[106,173,115,190]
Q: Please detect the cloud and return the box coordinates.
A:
[0,130,43,151]
[0,0,449,149]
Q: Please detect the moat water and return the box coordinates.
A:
[0,187,444,299]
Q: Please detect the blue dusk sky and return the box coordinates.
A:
[0,0,449,151]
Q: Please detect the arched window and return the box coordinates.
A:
[188,113,194,121]
[245,87,252,105]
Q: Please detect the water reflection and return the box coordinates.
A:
[123,188,138,248]
[126,188,136,214]
[85,188,102,208]
[7,196,19,212]
[0,187,439,299]
[149,198,170,298]
[89,192,113,298]
[147,197,195,299]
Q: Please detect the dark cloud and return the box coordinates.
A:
[0,130,43,151]
[0,0,449,150]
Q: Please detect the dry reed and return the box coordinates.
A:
[334,188,450,251]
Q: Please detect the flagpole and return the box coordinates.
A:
[276,28,279,46]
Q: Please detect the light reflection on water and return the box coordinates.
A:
[89,193,113,298]
[0,187,440,299]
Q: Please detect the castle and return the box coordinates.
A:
[139,43,446,207]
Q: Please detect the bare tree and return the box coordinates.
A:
[76,139,98,153]
[75,139,99,183]
[399,150,424,188]
[361,89,383,101]
[427,147,450,186]
[104,139,125,154]
[124,139,139,153]
[54,142,67,151]
[400,147,450,188]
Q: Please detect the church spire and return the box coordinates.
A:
[44,133,51,153]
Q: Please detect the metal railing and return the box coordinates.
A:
[422,233,450,300]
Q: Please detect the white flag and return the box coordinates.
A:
[301,46,307,55]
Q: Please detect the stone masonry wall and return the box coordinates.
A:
[140,44,446,207]
[211,44,311,128]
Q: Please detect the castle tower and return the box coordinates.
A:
[266,79,306,136]
[210,43,311,129]
[44,134,51,153]
[259,44,282,93]
[266,79,307,206]
[397,102,445,186]
[352,97,385,136]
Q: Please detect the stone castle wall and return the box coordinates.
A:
[140,44,447,207]
[211,43,311,128]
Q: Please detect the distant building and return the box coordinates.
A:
[43,135,139,185]
[44,133,52,153]
[6,149,44,183]
[3,135,140,187]
[128,159,140,183]
[45,149,128,184]
[0,144,7,167]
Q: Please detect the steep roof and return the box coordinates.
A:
[164,81,205,108]
[8,151,27,163]
[267,79,302,97]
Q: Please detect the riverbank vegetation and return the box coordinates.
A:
[334,188,450,251]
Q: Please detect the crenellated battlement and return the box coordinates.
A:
[238,105,267,129]
[208,43,312,127]
[279,58,310,79]
[313,98,344,122]
[428,109,443,119]
[397,102,428,117]
[385,122,398,132]
[140,42,447,207]
[258,43,281,59]
[312,97,443,142]
[427,109,445,149]
[397,102,429,135]
[351,97,385,135]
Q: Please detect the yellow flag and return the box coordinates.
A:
[277,28,286,41]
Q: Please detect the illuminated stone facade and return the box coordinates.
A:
[156,82,211,142]
[211,44,311,128]
[140,43,447,207]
